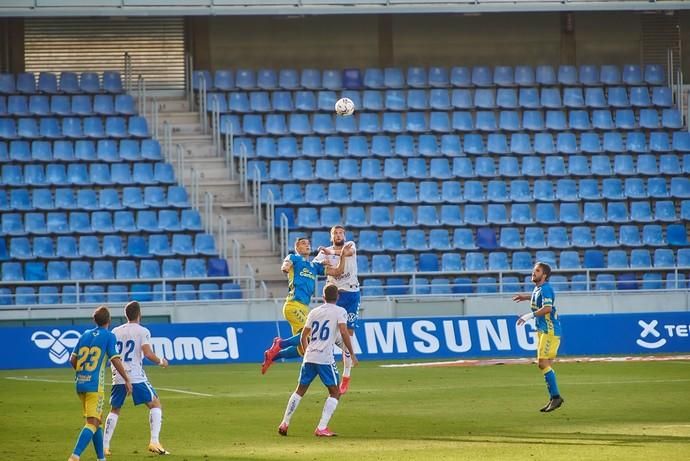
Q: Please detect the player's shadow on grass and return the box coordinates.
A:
[411,432,690,447]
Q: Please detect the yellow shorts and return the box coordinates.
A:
[283,300,309,335]
[79,392,105,420]
[537,332,560,360]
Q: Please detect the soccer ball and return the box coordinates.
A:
[335,97,355,116]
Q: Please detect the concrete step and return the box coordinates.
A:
[157,112,200,124]
[156,99,191,113]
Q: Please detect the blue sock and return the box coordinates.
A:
[275,345,300,359]
[92,427,104,459]
[280,331,301,348]
[543,367,560,398]
[72,424,96,456]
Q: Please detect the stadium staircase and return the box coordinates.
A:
[152,96,286,298]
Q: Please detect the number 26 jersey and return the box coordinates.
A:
[303,303,348,365]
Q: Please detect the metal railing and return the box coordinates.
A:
[217,215,229,260]
[203,192,214,233]
[231,238,242,283]
[175,143,185,186]
[0,275,256,306]
[162,121,172,161]
[124,52,133,94]
[224,129,235,180]
[197,75,208,134]
[279,212,290,260]
[265,188,276,252]
[357,266,690,297]
[186,53,195,112]
[190,167,200,210]
[211,94,221,157]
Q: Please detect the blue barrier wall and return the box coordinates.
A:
[2,312,689,370]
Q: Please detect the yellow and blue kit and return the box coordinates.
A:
[531,282,561,336]
[72,326,120,394]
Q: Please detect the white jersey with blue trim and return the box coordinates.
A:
[111,322,151,385]
[313,241,360,292]
[303,303,348,365]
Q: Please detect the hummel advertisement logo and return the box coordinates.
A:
[31,329,81,364]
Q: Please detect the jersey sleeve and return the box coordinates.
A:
[71,333,85,357]
[314,261,326,276]
[541,285,555,308]
[139,327,151,346]
[304,310,315,330]
[337,307,347,325]
[106,331,120,360]
[312,251,325,264]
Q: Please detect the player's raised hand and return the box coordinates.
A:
[317,246,333,255]
[341,242,355,256]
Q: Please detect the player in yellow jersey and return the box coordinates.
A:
[68,306,131,461]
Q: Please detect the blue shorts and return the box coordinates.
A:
[110,382,158,408]
[337,290,361,330]
[298,362,340,387]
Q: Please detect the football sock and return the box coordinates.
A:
[280,332,301,348]
[150,407,163,444]
[92,427,104,459]
[543,367,560,398]
[342,351,352,378]
[317,397,339,431]
[275,345,300,359]
[282,393,302,425]
[103,412,118,448]
[72,423,96,456]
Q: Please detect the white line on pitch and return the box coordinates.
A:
[5,376,213,397]
[156,387,213,397]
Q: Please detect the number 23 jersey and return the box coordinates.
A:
[110,323,152,385]
[303,302,348,365]
[71,327,120,393]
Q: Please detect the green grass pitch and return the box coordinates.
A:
[1,360,689,460]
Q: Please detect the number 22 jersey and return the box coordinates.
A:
[110,323,153,385]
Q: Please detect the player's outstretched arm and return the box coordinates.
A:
[111,357,133,394]
[512,293,530,302]
[338,324,358,367]
[325,243,352,277]
[300,326,312,352]
[142,344,168,368]
[281,258,293,274]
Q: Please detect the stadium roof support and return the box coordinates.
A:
[1,0,690,17]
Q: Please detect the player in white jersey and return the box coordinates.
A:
[313,225,360,394]
[103,301,170,456]
[277,284,358,437]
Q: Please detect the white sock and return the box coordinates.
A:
[149,408,162,444]
[317,397,339,430]
[282,392,302,425]
[103,412,119,449]
[342,351,352,378]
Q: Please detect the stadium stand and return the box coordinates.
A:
[206,64,689,294]
[0,71,238,304]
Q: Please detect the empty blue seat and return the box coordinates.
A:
[156,260,184,281]
[472,66,492,87]
[622,64,642,85]
[630,87,651,107]
[608,87,629,108]
[585,87,607,108]
[557,65,577,85]
[652,87,672,107]
[667,224,688,247]
[639,109,659,129]
[631,249,652,268]
[463,252,485,272]
[618,274,638,290]
[643,224,665,246]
